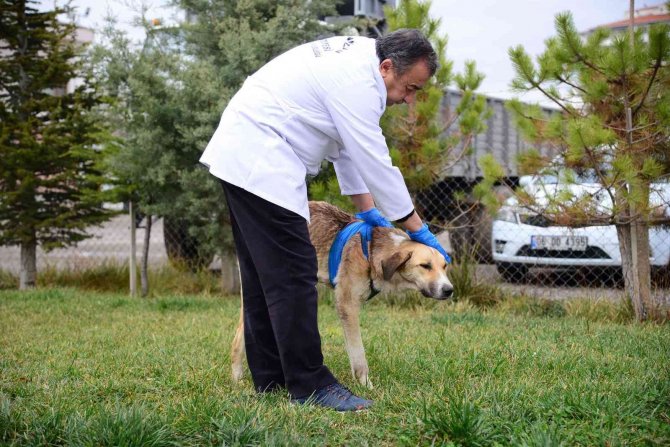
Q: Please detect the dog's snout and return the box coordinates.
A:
[425,284,454,300]
[441,287,454,299]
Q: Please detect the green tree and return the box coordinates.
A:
[92,17,203,294]
[0,0,113,289]
[93,0,338,286]
[508,11,670,320]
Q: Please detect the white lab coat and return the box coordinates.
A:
[200,36,414,222]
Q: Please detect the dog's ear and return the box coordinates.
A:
[382,251,412,281]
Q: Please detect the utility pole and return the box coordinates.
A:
[629,0,635,43]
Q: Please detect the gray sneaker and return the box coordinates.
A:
[291,383,373,412]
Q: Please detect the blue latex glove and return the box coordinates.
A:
[407,224,452,263]
[355,207,393,228]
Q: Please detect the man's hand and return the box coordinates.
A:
[407,224,452,263]
[355,208,393,228]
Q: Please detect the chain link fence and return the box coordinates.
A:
[0,212,168,273]
[0,206,240,293]
[1,188,668,302]
[418,180,670,302]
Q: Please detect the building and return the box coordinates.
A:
[581,3,670,37]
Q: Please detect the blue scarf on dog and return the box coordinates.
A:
[328,221,373,287]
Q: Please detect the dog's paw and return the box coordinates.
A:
[355,371,374,389]
[231,364,245,382]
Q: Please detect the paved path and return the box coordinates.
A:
[478,264,669,303]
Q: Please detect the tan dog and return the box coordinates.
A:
[231,201,453,388]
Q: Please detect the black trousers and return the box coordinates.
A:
[221,180,336,398]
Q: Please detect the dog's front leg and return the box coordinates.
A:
[335,285,373,389]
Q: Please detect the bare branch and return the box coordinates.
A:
[573,128,619,209]
[555,74,588,95]
[430,202,481,231]
[632,57,662,117]
[440,134,474,173]
[529,80,573,115]
[438,110,461,134]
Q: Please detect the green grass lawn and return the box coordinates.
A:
[1,288,669,446]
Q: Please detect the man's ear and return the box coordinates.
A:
[379,58,394,78]
[382,250,412,281]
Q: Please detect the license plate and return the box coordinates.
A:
[530,235,588,251]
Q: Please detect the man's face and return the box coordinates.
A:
[379,59,431,106]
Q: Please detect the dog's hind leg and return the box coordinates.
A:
[231,262,246,383]
[335,283,373,389]
[231,299,246,382]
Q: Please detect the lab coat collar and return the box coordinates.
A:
[371,53,387,113]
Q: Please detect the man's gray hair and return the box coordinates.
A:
[375,28,438,77]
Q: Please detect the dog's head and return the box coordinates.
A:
[380,240,454,300]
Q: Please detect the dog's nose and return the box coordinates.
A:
[441,287,454,299]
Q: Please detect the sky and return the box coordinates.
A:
[51,0,652,104]
[431,0,633,102]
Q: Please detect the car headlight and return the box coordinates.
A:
[495,207,517,224]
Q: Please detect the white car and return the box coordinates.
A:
[492,171,670,282]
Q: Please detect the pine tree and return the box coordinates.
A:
[508,11,670,321]
[0,0,113,289]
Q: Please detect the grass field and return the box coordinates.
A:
[1,288,669,446]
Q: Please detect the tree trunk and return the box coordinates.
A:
[141,214,152,297]
[129,201,137,297]
[618,222,653,321]
[617,180,655,321]
[633,220,653,317]
[619,94,657,321]
[632,180,654,319]
[617,223,641,317]
[19,237,37,290]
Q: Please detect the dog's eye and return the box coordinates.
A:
[420,263,432,270]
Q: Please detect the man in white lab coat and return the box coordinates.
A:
[201,29,450,412]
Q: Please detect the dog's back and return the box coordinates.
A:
[308,200,352,247]
[308,201,356,282]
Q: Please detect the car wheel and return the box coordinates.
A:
[496,262,528,283]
